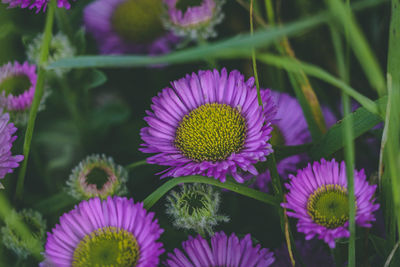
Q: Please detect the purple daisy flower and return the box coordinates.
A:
[84,0,179,55]
[40,196,164,267]
[0,111,23,181]
[163,0,225,39]
[0,61,37,112]
[140,68,276,183]
[165,231,275,267]
[246,91,337,192]
[282,158,380,248]
[1,0,73,12]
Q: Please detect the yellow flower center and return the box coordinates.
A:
[175,103,247,162]
[72,227,139,267]
[307,184,355,229]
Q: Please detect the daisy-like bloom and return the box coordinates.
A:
[1,209,46,259]
[1,0,73,12]
[0,61,37,112]
[140,68,276,183]
[66,154,128,200]
[41,196,164,266]
[84,0,179,55]
[0,111,23,184]
[27,32,76,77]
[163,0,225,39]
[282,158,380,248]
[165,231,275,267]
[166,183,229,235]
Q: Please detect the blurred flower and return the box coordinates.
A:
[0,111,23,185]
[162,0,225,39]
[84,0,179,55]
[66,154,128,200]
[165,231,275,267]
[1,0,73,12]
[0,61,49,125]
[1,209,46,259]
[282,158,380,248]
[27,32,76,77]
[245,91,337,192]
[40,196,164,267]
[166,183,229,235]
[272,239,334,267]
[140,68,276,183]
[0,61,36,112]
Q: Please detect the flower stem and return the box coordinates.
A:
[250,0,262,107]
[125,160,148,171]
[142,176,279,210]
[15,0,56,201]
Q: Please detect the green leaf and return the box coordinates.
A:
[257,53,380,116]
[142,176,279,209]
[85,69,107,90]
[310,97,386,159]
[326,0,386,96]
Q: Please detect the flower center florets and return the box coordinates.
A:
[307,184,355,229]
[175,103,247,162]
[0,74,31,96]
[72,226,140,267]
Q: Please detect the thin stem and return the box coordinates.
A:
[125,160,148,171]
[342,93,356,267]
[142,176,279,210]
[15,0,56,201]
[265,0,276,25]
[342,0,356,265]
[250,0,262,107]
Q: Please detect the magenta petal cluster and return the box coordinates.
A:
[282,158,379,248]
[41,196,164,266]
[165,0,216,27]
[0,61,37,112]
[84,0,179,55]
[165,231,275,267]
[140,68,276,183]
[0,111,23,179]
[1,0,73,12]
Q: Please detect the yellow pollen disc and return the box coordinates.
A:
[72,226,139,267]
[307,184,356,229]
[175,103,247,162]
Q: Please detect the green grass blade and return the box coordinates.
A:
[142,176,279,209]
[15,0,56,201]
[257,53,380,116]
[327,0,386,96]
[310,97,385,159]
[384,0,400,240]
[48,0,387,69]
